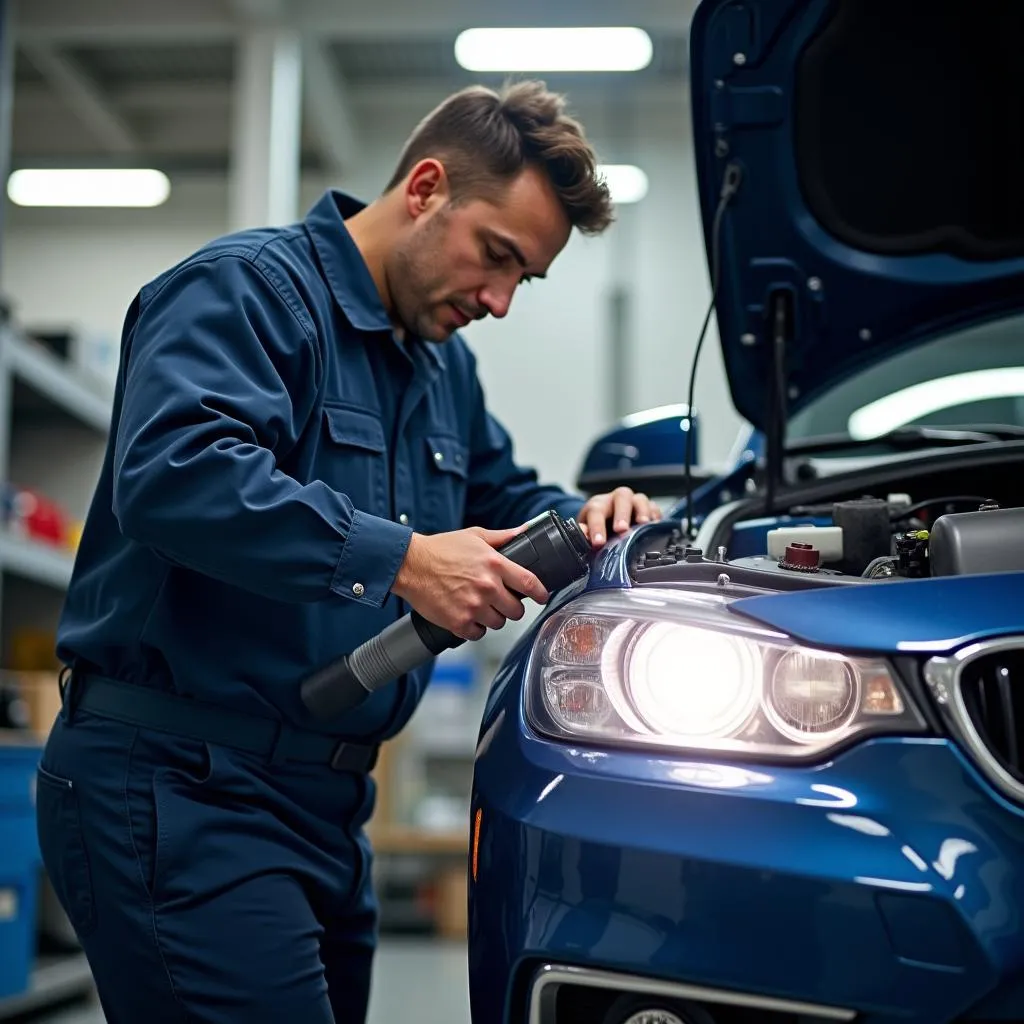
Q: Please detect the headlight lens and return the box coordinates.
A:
[526,589,926,759]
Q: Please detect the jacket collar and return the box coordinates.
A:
[303,189,444,370]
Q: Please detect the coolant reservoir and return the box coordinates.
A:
[766,525,843,564]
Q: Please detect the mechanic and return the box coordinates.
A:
[35,80,661,1023]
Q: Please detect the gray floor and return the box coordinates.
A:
[41,940,471,1024]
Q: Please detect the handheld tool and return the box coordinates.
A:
[300,510,591,719]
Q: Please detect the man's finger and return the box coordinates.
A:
[634,493,652,524]
[477,524,528,548]
[586,504,608,546]
[612,488,633,533]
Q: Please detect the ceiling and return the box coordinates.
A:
[10,0,698,174]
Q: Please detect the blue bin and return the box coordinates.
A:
[0,740,43,999]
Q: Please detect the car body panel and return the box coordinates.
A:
[731,572,1024,654]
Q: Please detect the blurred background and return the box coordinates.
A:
[0,1,737,1021]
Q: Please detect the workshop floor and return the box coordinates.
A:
[40,939,472,1024]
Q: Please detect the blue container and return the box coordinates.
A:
[0,740,43,1000]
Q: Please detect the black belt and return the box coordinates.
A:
[66,673,379,774]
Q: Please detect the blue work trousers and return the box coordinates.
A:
[35,700,378,1022]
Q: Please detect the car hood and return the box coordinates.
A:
[729,572,1024,655]
[689,0,1024,431]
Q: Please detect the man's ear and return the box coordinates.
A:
[404,159,448,220]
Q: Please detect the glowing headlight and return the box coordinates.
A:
[527,589,926,759]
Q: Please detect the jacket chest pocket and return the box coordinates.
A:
[319,405,388,517]
[421,433,468,533]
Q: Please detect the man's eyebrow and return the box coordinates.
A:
[492,233,546,279]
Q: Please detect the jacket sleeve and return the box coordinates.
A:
[462,360,586,531]
[112,253,412,605]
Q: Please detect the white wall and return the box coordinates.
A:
[0,85,743,497]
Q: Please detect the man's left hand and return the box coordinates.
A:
[577,487,662,547]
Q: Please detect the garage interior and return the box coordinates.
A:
[0,1,727,1022]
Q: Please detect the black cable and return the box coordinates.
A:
[683,162,743,538]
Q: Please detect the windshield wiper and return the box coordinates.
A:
[785,423,1024,456]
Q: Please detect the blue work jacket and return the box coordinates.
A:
[56,190,585,741]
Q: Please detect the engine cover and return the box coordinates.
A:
[929,507,1024,576]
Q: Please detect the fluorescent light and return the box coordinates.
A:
[599,164,648,204]
[7,169,171,208]
[454,27,653,73]
[847,367,1024,439]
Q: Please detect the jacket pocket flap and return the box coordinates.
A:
[324,406,386,453]
[425,435,469,479]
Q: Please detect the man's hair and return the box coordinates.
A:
[384,80,614,235]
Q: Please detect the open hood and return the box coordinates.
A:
[689,0,1024,433]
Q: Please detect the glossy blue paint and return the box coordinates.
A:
[732,572,1024,654]
[577,407,700,484]
[469,641,1024,1022]
[690,0,1024,430]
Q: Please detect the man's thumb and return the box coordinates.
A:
[478,523,528,549]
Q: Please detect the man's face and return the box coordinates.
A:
[387,164,572,342]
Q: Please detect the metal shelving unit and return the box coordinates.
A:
[0,326,111,1017]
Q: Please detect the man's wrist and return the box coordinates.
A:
[392,532,425,600]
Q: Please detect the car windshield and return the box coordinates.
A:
[786,313,1024,449]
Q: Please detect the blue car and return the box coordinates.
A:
[466,2,1024,1022]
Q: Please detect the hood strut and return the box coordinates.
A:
[764,289,792,515]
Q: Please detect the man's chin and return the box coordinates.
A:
[420,316,458,343]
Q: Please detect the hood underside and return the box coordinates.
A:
[690,0,1024,430]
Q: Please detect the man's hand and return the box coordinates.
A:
[391,527,549,641]
[578,487,662,547]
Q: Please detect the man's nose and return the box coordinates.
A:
[478,281,516,320]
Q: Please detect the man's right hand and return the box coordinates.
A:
[391,526,549,641]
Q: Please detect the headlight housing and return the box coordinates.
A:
[525,589,926,759]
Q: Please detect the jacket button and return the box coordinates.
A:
[399,513,409,525]
[433,451,444,463]
[352,582,365,597]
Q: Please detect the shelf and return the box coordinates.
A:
[0,953,94,1019]
[0,531,75,590]
[3,330,111,434]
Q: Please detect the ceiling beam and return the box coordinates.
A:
[20,41,139,155]
[227,0,358,179]
[301,39,357,177]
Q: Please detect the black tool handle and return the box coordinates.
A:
[300,510,590,719]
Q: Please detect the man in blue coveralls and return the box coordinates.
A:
[35,81,661,1022]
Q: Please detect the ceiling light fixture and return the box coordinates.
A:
[454,27,653,73]
[7,168,171,208]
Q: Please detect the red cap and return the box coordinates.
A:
[780,541,820,572]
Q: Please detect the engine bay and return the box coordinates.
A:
[632,493,1024,590]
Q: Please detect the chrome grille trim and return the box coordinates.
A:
[526,963,856,1023]
[925,636,1024,804]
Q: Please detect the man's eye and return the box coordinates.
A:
[485,247,502,265]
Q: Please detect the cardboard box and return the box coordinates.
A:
[10,671,62,740]
[434,864,468,939]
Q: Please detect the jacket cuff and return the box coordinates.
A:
[331,510,413,607]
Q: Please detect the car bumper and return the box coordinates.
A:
[469,703,1024,1023]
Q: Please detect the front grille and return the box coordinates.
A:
[959,647,1024,784]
